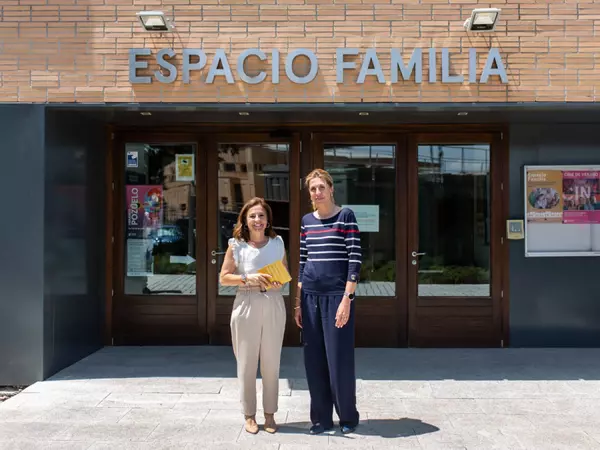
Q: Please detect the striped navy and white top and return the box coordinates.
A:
[298,207,362,295]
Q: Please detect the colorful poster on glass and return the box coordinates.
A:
[562,171,600,224]
[125,185,163,276]
[126,185,163,236]
[526,170,563,223]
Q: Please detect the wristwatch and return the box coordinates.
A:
[343,292,355,301]
[241,273,248,285]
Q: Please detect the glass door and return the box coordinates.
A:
[313,133,408,347]
[113,136,207,344]
[407,134,505,347]
[206,135,300,345]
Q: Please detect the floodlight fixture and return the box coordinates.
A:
[137,11,173,32]
[463,8,501,32]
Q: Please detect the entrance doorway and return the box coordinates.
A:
[108,129,507,347]
[313,133,406,347]
[205,134,302,346]
[111,135,207,344]
[407,134,506,347]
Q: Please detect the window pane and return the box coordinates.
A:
[324,144,396,298]
[217,143,290,296]
[124,144,197,295]
[417,144,490,297]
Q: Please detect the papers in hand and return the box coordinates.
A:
[257,260,292,289]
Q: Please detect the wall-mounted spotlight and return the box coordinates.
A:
[463,8,501,32]
[136,11,173,32]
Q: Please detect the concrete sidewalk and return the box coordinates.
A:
[2,347,600,449]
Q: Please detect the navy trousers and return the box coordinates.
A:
[301,293,359,428]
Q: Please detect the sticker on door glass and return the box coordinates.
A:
[176,154,194,181]
[127,151,138,168]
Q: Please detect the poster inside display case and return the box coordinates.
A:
[524,165,600,257]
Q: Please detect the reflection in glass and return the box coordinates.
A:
[217,143,290,296]
[124,144,197,295]
[324,144,396,298]
[417,144,490,297]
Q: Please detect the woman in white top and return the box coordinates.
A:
[219,197,288,435]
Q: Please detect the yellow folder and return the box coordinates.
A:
[257,260,292,289]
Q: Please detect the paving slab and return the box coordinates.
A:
[54,422,159,442]
[1,347,600,449]
[0,441,92,450]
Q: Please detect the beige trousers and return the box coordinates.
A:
[230,288,286,416]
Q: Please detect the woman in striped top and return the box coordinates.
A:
[295,168,361,435]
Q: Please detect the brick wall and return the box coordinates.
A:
[1,0,599,103]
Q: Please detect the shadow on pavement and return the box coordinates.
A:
[279,418,439,438]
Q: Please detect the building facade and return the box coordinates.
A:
[2,0,600,385]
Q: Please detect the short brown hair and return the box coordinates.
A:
[232,197,277,241]
[304,168,334,189]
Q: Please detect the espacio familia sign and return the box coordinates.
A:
[129,47,508,85]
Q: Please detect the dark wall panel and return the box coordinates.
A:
[509,124,600,347]
[43,110,107,378]
[0,105,45,385]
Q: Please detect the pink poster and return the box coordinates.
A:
[126,185,163,233]
[562,171,600,224]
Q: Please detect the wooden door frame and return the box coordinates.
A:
[105,127,115,345]
[406,132,508,347]
[310,132,408,347]
[110,132,208,344]
[205,133,302,346]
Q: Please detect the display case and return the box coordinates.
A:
[524,165,600,257]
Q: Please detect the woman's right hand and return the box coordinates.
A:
[294,306,302,328]
[246,273,272,289]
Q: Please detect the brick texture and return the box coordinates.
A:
[1,0,599,103]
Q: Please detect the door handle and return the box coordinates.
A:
[411,251,426,257]
[211,250,227,256]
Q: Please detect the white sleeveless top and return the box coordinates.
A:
[228,236,285,275]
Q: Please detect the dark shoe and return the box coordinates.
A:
[341,424,357,434]
[309,424,332,435]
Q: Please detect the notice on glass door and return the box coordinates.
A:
[126,239,154,277]
[176,154,195,181]
[342,204,379,232]
[126,150,138,168]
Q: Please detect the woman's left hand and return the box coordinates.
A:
[335,299,351,328]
